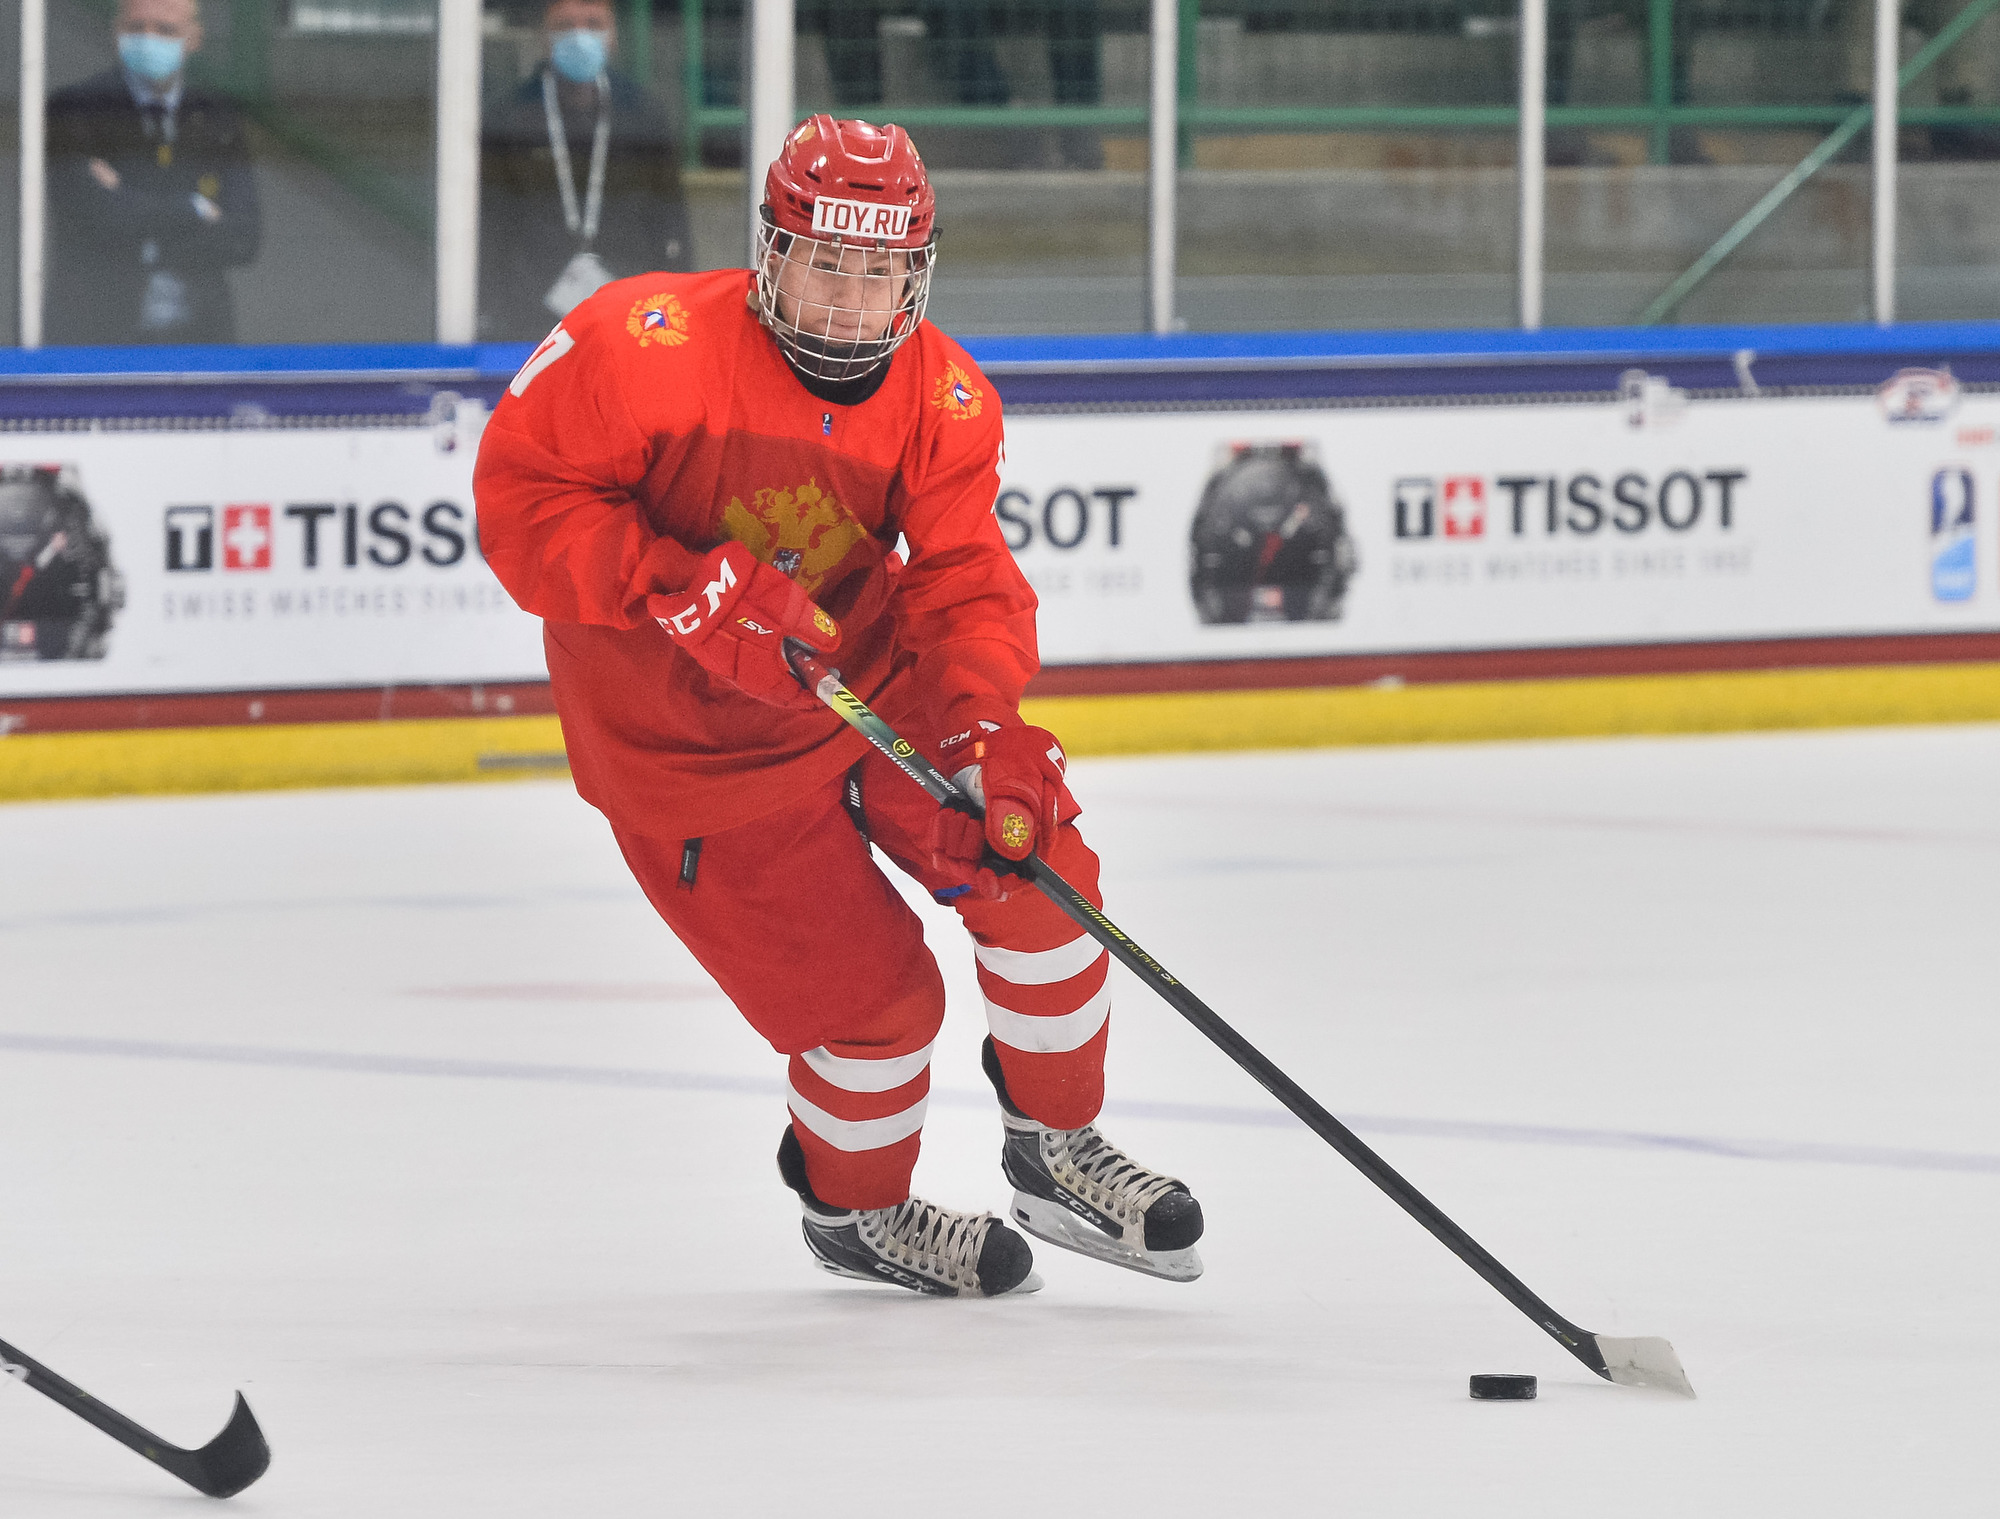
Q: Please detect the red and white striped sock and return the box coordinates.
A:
[974,931,1109,1130]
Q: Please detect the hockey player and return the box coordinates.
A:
[474,115,1203,1297]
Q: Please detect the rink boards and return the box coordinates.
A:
[3,325,2000,796]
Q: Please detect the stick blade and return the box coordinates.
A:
[158,1392,271,1499]
[1593,1335,1695,1398]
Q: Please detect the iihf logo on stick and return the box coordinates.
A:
[1930,467,1976,602]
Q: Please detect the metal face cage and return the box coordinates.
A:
[755,211,935,384]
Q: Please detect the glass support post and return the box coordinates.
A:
[436,0,482,343]
[19,0,46,349]
[746,0,796,268]
[1150,0,1180,334]
[1872,0,1899,324]
[1519,0,1545,329]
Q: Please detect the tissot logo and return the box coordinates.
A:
[1441,476,1486,538]
[1395,470,1747,539]
[994,485,1137,552]
[165,505,214,571]
[223,505,273,570]
[163,501,475,572]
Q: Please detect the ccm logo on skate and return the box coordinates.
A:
[810,197,911,240]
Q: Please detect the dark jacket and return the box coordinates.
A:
[44,68,261,347]
[479,65,693,341]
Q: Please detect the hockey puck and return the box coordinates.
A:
[1469,1374,1537,1401]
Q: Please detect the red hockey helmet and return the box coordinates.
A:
[756,116,938,382]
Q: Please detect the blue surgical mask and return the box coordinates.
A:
[118,31,185,84]
[549,28,607,84]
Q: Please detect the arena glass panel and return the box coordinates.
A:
[678,2,1154,335]
[1894,7,2000,321]
[480,0,698,340]
[1174,1,1519,332]
[39,0,435,347]
[1540,0,1872,328]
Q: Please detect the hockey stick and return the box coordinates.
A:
[0,1335,271,1497]
[784,640,1693,1397]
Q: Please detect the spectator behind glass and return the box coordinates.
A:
[44,0,261,346]
[480,0,694,340]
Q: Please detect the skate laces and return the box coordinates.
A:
[860,1197,992,1289]
[1049,1126,1182,1227]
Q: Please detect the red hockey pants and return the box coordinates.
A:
[612,744,1110,1210]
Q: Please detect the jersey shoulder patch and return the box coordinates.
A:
[624,289,694,350]
[930,357,985,421]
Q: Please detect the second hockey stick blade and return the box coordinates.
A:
[0,1337,272,1498]
[783,639,1694,1399]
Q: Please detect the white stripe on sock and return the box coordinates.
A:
[800,1040,935,1094]
[786,1082,930,1153]
[983,980,1112,1054]
[973,933,1105,987]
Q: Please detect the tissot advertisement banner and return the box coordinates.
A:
[998,375,2000,663]
[6,374,2000,699]
[0,400,549,697]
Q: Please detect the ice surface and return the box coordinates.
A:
[2,724,1997,1516]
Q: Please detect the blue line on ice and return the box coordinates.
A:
[4,1030,1993,1177]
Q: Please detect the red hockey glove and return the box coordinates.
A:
[647,542,839,711]
[928,723,1077,899]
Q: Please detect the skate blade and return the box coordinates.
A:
[1010,1194,1204,1283]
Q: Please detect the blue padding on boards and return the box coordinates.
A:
[2,321,1999,415]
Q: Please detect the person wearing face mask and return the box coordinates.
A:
[43,0,261,346]
[479,0,693,341]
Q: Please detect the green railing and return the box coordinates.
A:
[677,0,2000,169]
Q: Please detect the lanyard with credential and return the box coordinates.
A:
[542,68,611,245]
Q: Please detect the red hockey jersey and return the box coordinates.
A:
[474,269,1037,841]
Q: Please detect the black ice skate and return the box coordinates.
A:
[776,1126,1042,1298]
[981,1037,1205,1283]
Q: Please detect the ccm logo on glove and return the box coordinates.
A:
[648,542,839,710]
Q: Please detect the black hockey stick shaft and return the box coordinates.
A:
[0,1336,271,1498]
[784,640,1612,1380]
